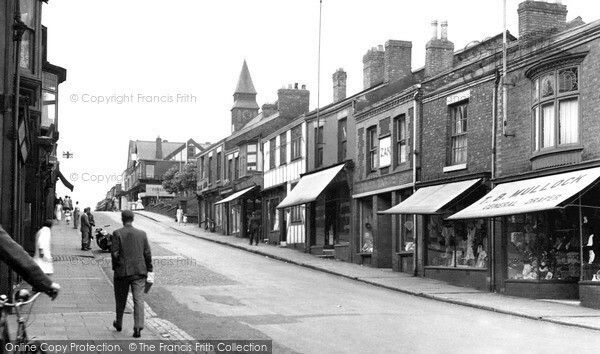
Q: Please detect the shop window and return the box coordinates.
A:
[291,125,302,160]
[280,133,287,166]
[532,67,579,151]
[290,205,303,224]
[338,118,347,162]
[426,216,488,268]
[394,114,407,166]
[315,126,324,168]
[396,190,414,252]
[269,138,276,169]
[366,126,377,173]
[450,102,468,165]
[266,198,280,232]
[360,198,374,253]
[230,204,240,234]
[506,211,580,282]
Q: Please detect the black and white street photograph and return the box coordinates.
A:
[2,0,600,353]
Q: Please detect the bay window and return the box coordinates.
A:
[532,67,579,151]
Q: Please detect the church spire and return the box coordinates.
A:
[234,60,257,95]
[231,60,259,132]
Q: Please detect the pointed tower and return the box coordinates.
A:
[231,60,259,132]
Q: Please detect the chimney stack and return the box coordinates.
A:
[425,20,454,77]
[363,46,385,89]
[277,84,310,118]
[262,103,278,118]
[384,40,412,83]
[332,68,347,103]
[518,0,567,39]
[155,137,163,160]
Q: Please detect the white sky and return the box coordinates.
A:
[44,0,599,208]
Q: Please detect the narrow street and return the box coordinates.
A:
[95,212,600,353]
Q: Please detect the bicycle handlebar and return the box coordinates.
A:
[0,292,41,308]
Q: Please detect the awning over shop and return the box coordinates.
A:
[215,186,257,205]
[57,170,74,192]
[380,178,481,214]
[138,192,175,198]
[448,167,600,220]
[277,164,345,209]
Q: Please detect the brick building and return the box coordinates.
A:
[0,0,69,293]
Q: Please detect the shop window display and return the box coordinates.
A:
[506,210,580,281]
[426,215,488,268]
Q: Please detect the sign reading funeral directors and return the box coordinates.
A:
[448,167,600,219]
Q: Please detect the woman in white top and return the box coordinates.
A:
[176,207,183,224]
[34,220,54,275]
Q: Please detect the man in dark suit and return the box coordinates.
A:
[110,210,153,338]
[80,207,91,250]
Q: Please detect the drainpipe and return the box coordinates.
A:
[412,86,421,276]
[490,70,500,292]
[12,1,26,247]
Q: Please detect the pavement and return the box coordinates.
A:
[12,216,192,342]
[135,210,600,333]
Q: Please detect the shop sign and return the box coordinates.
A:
[448,167,600,219]
[379,136,392,168]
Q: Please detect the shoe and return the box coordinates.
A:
[113,321,122,332]
[133,328,142,338]
[85,247,92,251]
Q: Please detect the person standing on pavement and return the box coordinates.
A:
[110,210,153,338]
[176,206,183,225]
[55,197,63,222]
[80,207,91,250]
[87,208,96,240]
[33,220,54,276]
[248,211,261,246]
[73,201,80,230]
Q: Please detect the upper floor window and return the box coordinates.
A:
[216,152,222,181]
[338,118,347,162]
[234,155,240,179]
[19,0,36,72]
[394,114,407,165]
[269,138,277,169]
[532,67,579,151]
[279,133,287,166]
[315,126,324,168]
[42,73,58,128]
[291,125,302,160]
[199,156,205,179]
[247,143,258,171]
[227,156,233,181]
[366,126,378,172]
[208,156,213,183]
[145,164,155,179]
[450,102,468,165]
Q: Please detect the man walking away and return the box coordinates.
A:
[80,207,91,250]
[110,210,153,338]
[73,201,80,229]
[33,220,54,276]
[248,211,261,246]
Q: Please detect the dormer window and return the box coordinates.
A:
[532,67,579,152]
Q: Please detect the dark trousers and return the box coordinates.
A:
[114,275,146,329]
[249,230,259,245]
[81,229,90,249]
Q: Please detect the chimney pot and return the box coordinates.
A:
[440,20,448,40]
[301,84,306,90]
[431,20,439,40]
[294,83,298,89]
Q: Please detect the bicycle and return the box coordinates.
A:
[0,289,44,353]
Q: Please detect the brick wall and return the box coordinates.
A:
[421,81,494,182]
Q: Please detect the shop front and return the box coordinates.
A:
[449,166,600,304]
[382,177,491,290]
[262,185,286,244]
[278,163,353,261]
[215,186,260,238]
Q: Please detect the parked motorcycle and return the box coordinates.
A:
[95,225,111,251]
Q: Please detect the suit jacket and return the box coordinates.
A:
[110,225,153,279]
[80,213,90,232]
